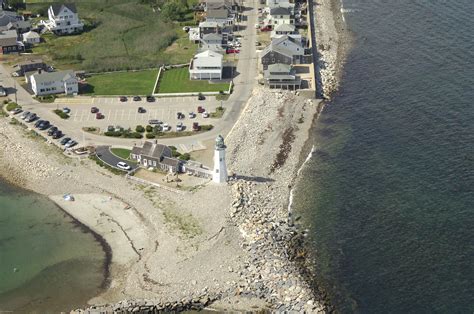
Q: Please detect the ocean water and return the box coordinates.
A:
[0,181,107,311]
[294,0,474,312]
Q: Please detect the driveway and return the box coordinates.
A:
[0,0,259,152]
[95,145,139,171]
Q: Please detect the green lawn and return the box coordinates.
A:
[110,148,132,160]
[27,0,198,72]
[156,68,230,94]
[84,70,158,95]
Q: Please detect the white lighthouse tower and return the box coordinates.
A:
[213,135,228,183]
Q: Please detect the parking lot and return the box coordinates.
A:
[38,96,222,131]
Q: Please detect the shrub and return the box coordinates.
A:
[146,125,153,133]
[6,102,20,111]
[104,131,122,137]
[169,146,177,151]
[136,125,145,133]
[200,124,213,131]
[53,109,70,119]
[178,153,190,161]
[133,132,143,139]
[146,133,155,139]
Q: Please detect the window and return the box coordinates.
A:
[215,169,219,173]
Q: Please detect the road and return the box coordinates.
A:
[0,0,258,152]
[95,145,139,171]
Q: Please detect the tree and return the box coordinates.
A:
[161,0,187,21]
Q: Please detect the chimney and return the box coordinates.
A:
[37,68,42,74]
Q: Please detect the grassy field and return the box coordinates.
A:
[110,148,132,160]
[84,70,158,95]
[27,0,198,72]
[156,68,230,94]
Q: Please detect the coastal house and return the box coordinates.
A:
[266,0,293,10]
[45,4,84,35]
[203,0,241,12]
[131,141,181,173]
[0,30,20,54]
[260,36,305,70]
[15,59,47,75]
[269,6,294,26]
[29,69,78,96]
[264,63,301,89]
[206,8,234,26]
[22,30,40,45]
[7,20,31,34]
[200,33,225,52]
[270,23,301,43]
[189,50,223,80]
[0,9,20,27]
[199,21,232,41]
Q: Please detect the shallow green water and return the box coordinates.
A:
[0,181,107,311]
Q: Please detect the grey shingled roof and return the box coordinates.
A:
[133,141,172,159]
[267,63,292,73]
[274,23,295,32]
[30,70,75,84]
[51,3,77,15]
[270,6,291,16]
[161,157,180,168]
[207,8,229,19]
[0,9,19,27]
[202,33,222,42]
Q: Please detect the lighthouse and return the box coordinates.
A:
[213,135,228,183]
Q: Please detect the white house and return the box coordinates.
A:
[46,4,83,35]
[30,70,78,96]
[189,50,223,80]
[266,0,292,10]
[22,31,40,44]
[269,6,294,26]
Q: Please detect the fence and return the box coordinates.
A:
[125,174,186,195]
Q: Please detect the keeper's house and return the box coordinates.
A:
[29,69,78,96]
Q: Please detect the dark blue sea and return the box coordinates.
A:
[294,0,474,312]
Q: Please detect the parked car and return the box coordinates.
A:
[202,111,209,118]
[146,95,155,102]
[38,121,51,130]
[96,112,104,119]
[188,112,196,119]
[90,106,99,113]
[260,26,272,32]
[52,130,63,139]
[177,112,185,119]
[47,126,58,136]
[0,86,7,96]
[119,96,127,102]
[65,140,77,148]
[34,119,44,128]
[176,122,183,131]
[117,161,131,170]
[60,137,71,145]
[162,123,171,131]
[62,107,71,113]
[20,111,31,120]
[148,119,162,125]
[226,48,240,54]
[192,122,200,131]
[25,113,38,122]
[12,108,22,115]
[107,125,115,132]
[138,107,146,113]
[198,93,205,101]
[133,96,141,101]
[197,106,205,113]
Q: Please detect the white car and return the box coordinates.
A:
[176,122,183,131]
[162,123,171,131]
[202,111,209,118]
[116,161,131,170]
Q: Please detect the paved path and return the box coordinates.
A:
[95,145,139,171]
[0,0,258,152]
